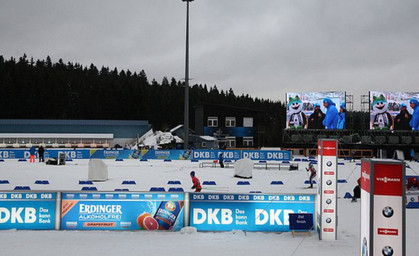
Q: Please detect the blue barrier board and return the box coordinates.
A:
[60,192,184,231]
[0,192,56,230]
[189,193,315,232]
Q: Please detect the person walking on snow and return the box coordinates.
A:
[218,153,224,168]
[29,146,36,163]
[190,171,202,192]
[306,163,316,188]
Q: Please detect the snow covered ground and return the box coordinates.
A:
[0,158,418,256]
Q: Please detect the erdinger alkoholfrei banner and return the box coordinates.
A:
[369,91,419,130]
[60,192,184,231]
[317,139,338,240]
[0,192,57,230]
[360,159,406,256]
[189,193,315,232]
[286,91,346,130]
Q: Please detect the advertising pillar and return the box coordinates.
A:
[360,159,405,256]
[317,139,338,240]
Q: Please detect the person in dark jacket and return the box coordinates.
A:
[29,146,36,163]
[218,153,224,168]
[308,103,325,129]
[190,171,202,192]
[38,146,45,162]
[394,103,412,130]
[352,178,361,202]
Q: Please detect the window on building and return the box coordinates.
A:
[243,137,254,147]
[208,117,218,127]
[243,117,253,127]
[226,136,236,148]
[225,117,236,127]
[201,141,207,148]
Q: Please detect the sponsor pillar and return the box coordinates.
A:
[317,139,338,240]
[360,159,405,256]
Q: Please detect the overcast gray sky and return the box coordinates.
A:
[1,0,419,110]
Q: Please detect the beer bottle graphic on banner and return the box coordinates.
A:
[154,201,183,230]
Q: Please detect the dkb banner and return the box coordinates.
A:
[60,192,184,231]
[242,150,291,161]
[192,150,241,161]
[189,193,315,232]
[0,192,56,230]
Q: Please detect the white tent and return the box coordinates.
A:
[234,158,253,179]
[88,159,108,181]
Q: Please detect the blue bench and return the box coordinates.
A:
[14,186,31,190]
[270,181,284,185]
[79,180,93,185]
[35,180,49,185]
[81,187,97,191]
[168,181,181,185]
[338,179,347,183]
[168,187,184,192]
[0,180,10,184]
[115,189,129,191]
[150,187,165,192]
[304,180,317,184]
[202,181,217,185]
[122,180,136,185]
[237,181,250,185]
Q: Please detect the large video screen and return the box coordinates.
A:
[286,91,346,130]
[369,91,419,130]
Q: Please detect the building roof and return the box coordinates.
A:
[0,119,150,138]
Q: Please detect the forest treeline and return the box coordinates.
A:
[0,55,291,146]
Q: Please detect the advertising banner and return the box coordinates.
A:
[189,193,315,232]
[360,159,406,256]
[369,91,419,130]
[89,149,138,159]
[0,192,56,230]
[286,91,346,130]
[192,150,241,161]
[361,161,371,256]
[60,192,184,231]
[241,150,291,161]
[141,149,192,160]
[0,149,90,159]
[318,139,338,240]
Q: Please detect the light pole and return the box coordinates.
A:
[182,0,194,149]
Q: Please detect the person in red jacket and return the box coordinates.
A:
[407,177,418,191]
[190,171,202,192]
